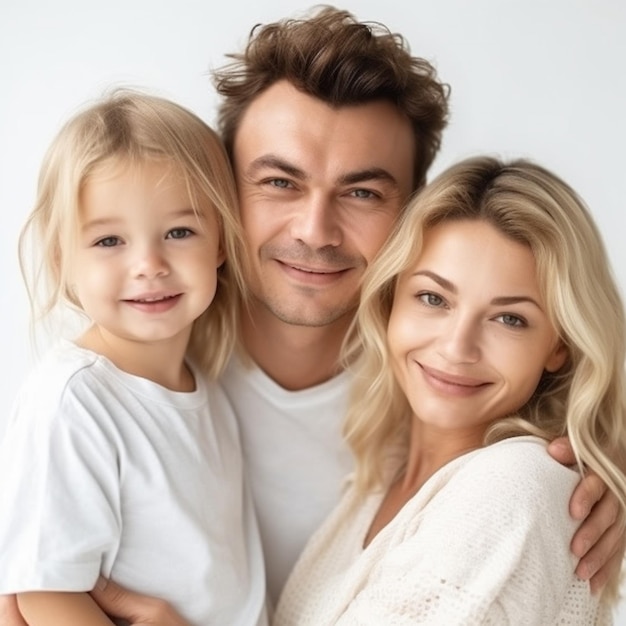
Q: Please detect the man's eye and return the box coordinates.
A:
[351,188,376,199]
[95,236,120,247]
[268,178,291,189]
[167,228,193,239]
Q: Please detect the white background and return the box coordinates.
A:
[1,0,624,619]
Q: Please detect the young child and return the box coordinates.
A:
[274,156,626,624]
[0,90,267,625]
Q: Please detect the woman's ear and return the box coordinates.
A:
[545,340,569,373]
[217,241,226,269]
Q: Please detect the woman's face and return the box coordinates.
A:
[387,219,567,440]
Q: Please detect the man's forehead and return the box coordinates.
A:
[235,80,414,148]
[233,81,416,193]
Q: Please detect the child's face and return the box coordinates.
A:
[71,159,223,348]
[387,219,566,442]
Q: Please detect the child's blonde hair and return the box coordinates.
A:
[343,155,626,530]
[19,88,247,378]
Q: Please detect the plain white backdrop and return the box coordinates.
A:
[1,0,625,619]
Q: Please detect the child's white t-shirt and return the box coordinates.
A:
[0,341,267,626]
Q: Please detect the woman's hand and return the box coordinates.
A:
[0,594,27,626]
[548,436,626,593]
[90,578,191,626]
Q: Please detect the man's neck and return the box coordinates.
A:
[240,304,352,391]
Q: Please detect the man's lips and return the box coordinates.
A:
[275,259,352,284]
[278,260,351,274]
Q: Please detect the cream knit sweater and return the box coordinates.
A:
[274,436,611,625]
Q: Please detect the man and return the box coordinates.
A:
[212,6,623,605]
[213,7,448,602]
[2,6,622,624]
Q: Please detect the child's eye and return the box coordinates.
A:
[418,292,445,307]
[95,236,121,247]
[495,313,527,328]
[167,228,194,239]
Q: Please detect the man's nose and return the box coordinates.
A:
[289,195,342,249]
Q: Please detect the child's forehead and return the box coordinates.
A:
[87,154,179,181]
[82,156,199,206]
[79,157,218,224]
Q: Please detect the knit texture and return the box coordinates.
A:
[274,436,611,625]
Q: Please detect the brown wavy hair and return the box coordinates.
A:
[213,5,450,192]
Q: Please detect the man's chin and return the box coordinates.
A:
[263,299,357,329]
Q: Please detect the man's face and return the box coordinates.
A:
[233,80,415,329]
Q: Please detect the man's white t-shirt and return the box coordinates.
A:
[221,353,355,604]
[0,341,267,626]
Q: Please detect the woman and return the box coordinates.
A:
[274,156,626,624]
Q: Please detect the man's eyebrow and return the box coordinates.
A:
[246,155,307,180]
[338,167,398,187]
[246,156,398,187]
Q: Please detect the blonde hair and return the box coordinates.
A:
[19,88,248,378]
[343,155,626,516]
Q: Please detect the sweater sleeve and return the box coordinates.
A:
[336,439,595,625]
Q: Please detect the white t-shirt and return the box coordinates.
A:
[274,437,609,625]
[0,341,267,626]
[220,353,354,604]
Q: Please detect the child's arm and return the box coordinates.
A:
[0,594,27,626]
[17,591,115,626]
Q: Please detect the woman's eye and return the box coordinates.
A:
[418,292,444,307]
[95,236,120,247]
[167,228,193,239]
[496,313,526,328]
